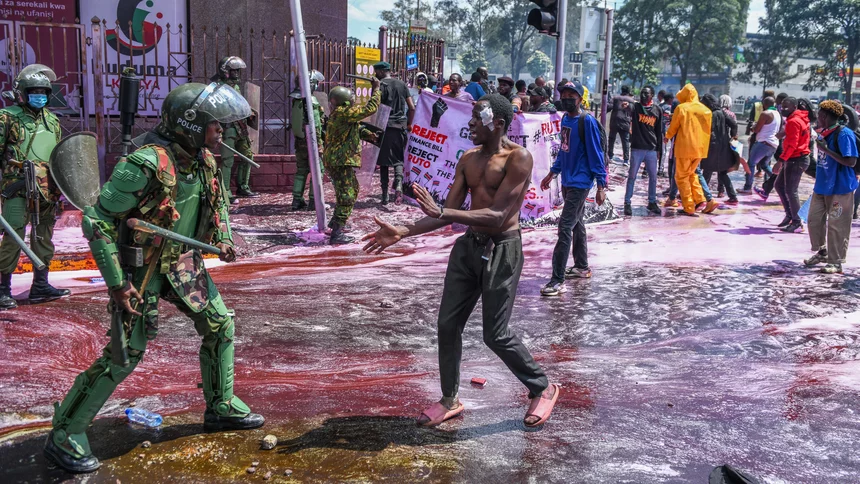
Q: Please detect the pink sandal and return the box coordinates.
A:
[417,401,464,427]
[524,383,560,428]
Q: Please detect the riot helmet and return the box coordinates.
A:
[13,64,56,107]
[329,86,354,111]
[155,82,252,151]
[294,70,325,93]
[216,56,247,82]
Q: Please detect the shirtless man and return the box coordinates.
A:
[362,94,560,428]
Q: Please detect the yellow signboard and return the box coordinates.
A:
[354,47,382,103]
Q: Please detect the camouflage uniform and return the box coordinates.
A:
[218,80,256,198]
[323,90,380,227]
[0,104,62,272]
[290,89,324,208]
[45,83,263,472]
[0,63,70,310]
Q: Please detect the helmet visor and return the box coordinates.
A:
[192,82,252,124]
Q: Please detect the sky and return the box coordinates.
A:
[346,0,769,46]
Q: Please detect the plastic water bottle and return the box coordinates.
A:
[125,408,163,427]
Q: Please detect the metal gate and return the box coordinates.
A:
[0,19,89,137]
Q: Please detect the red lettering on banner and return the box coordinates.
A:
[411,124,448,145]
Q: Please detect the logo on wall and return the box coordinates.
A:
[105,0,165,56]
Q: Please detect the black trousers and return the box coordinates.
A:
[703,170,737,201]
[437,230,548,399]
[774,155,810,223]
[608,128,630,162]
[551,186,590,284]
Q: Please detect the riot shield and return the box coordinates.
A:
[49,131,101,210]
[357,103,390,191]
[244,81,261,153]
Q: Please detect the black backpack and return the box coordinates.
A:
[578,111,609,161]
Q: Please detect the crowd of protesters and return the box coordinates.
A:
[293,62,860,278]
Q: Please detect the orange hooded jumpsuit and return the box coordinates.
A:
[665,84,712,214]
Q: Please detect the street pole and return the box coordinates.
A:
[553,0,568,101]
[289,0,327,232]
[600,8,613,125]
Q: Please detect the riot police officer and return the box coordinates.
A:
[44,82,265,473]
[290,69,325,211]
[0,64,70,310]
[213,56,258,203]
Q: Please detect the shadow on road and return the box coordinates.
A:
[277,415,522,454]
[1,418,203,484]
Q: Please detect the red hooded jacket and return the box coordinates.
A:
[780,109,811,161]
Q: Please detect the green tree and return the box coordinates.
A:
[613,6,661,88]
[764,0,860,101]
[527,50,552,78]
[617,0,750,87]
[486,1,539,79]
[459,49,489,75]
[732,33,801,95]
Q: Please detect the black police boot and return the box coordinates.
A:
[203,409,265,432]
[0,272,17,310]
[28,268,71,304]
[381,189,389,205]
[236,187,260,198]
[43,431,101,473]
[329,222,355,245]
[291,198,307,211]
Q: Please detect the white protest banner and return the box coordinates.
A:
[403,92,563,222]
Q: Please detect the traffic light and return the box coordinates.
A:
[528,0,559,36]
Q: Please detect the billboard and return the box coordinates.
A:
[0,1,80,110]
[82,0,189,115]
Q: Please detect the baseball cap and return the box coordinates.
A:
[559,80,585,97]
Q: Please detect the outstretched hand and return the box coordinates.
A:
[362,216,405,254]
[412,183,442,219]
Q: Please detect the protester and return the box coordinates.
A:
[515,80,531,113]
[624,85,663,216]
[410,72,433,105]
[496,76,519,111]
[445,73,473,102]
[717,94,737,197]
[552,78,569,111]
[539,81,606,296]
[530,85,557,113]
[755,92,792,199]
[659,92,675,178]
[773,97,812,233]
[476,66,494,94]
[608,85,635,166]
[535,76,546,88]
[362,94,560,428]
[700,94,739,206]
[374,61,415,205]
[804,101,858,274]
[464,72,487,101]
[664,84,718,216]
[740,97,780,193]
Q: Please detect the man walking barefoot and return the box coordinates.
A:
[362,94,560,428]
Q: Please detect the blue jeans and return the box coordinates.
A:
[744,142,777,189]
[625,149,658,204]
[550,187,589,284]
[669,166,712,202]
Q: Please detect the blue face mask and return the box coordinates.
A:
[28,94,48,109]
